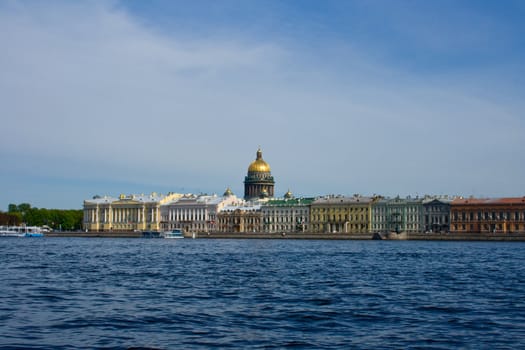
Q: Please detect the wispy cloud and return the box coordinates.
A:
[1,1,524,208]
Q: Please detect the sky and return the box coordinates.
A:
[1,0,525,209]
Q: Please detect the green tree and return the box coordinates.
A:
[6,203,82,230]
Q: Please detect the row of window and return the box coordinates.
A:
[373,215,420,222]
[311,223,368,232]
[372,224,420,230]
[164,210,209,222]
[262,210,308,215]
[453,223,523,231]
[312,214,367,222]
[452,211,525,221]
[218,218,260,225]
[265,216,308,223]
[312,207,368,213]
[374,207,420,213]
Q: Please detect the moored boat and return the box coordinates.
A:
[0,226,45,237]
[142,231,162,238]
[161,229,184,239]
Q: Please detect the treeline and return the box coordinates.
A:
[1,203,83,231]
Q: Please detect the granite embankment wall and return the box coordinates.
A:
[45,231,142,238]
[192,232,373,240]
[192,232,525,240]
[46,231,525,241]
[408,232,525,241]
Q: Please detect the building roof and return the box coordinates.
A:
[164,194,234,206]
[221,203,262,212]
[84,192,173,205]
[263,198,315,207]
[452,197,525,206]
[84,195,119,204]
[312,195,375,205]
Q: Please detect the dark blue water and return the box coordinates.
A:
[1,238,525,349]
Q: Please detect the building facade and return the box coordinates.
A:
[451,197,525,233]
[160,191,240,233]
[371,196,423,233]
[244,148,275,200]
[261,196,314,233]
[217,203,262,233]
[422,197,451,233]
[310,195,376,233]
[83,192,182,232]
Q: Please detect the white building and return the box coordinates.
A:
[83,192,183,232]
[261,194,314,233]
[160,189,240,233]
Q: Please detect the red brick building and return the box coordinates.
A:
[451,197,525,233]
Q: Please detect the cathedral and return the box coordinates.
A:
[244,148,275,200]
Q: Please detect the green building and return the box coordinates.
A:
[261,193,314,233]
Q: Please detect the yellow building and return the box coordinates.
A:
[83,192,183,232]
[310,195,377,233]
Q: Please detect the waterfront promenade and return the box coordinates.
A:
[45,231,525,241]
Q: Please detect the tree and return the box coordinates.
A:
[0,212,21,226]
[5,203,83,230]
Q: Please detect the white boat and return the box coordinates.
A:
[161,229,184,239]
[0,226,45,237]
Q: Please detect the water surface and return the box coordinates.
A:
[1,238,524,349]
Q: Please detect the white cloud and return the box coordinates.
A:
[0,1,524,208]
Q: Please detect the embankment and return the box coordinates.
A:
[45,231,525,241]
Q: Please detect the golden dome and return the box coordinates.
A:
[248,148,271,173]
[223,187,234,197]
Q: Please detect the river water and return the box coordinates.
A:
[1,238,524,349]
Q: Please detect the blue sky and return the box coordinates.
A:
[1,0,524,209]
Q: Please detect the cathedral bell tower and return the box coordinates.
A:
[244,148,275,200]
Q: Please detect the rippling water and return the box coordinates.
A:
[1,238,525,349]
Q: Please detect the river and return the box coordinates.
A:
[1,238,524,349]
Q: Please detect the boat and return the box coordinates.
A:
[161,229,184,239]
[0,226,45,237]
[23,231,45,237]
[142,231,162,238]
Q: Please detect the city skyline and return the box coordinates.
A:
[2,1,525,210]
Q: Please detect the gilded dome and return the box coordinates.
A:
[248,148,271,173]
[223,187,234,197]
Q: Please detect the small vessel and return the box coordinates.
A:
[0,226,45,237]
[23,231,45,237]
[161,229,184,239]
[142,231,162,238]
